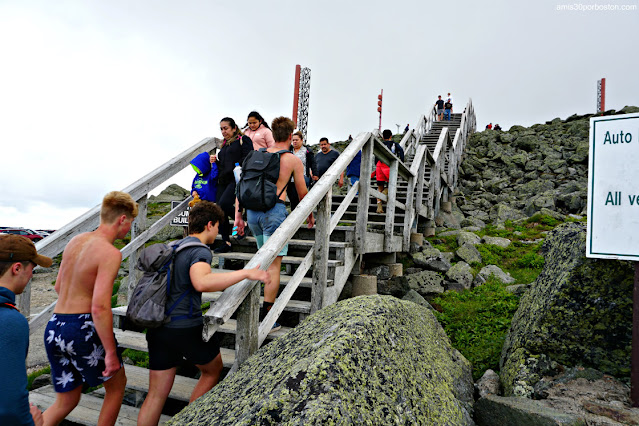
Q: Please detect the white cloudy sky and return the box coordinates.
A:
[1,0,637,229]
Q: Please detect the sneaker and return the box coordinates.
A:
[214,243,232,254]
[269,322,282,334]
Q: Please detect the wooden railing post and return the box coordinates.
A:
[403,173,415,251]
[356,138,374,254]
[311,188,331,314]
[127,195,147,302]
[233,282,260,370]
[384,160,399,252]
[17,281,31,318]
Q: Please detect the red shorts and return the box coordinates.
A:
[375,161,390,183]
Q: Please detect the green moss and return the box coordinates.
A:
[27,366,51,391]
[433,279,520,380]
[123,349,149,368]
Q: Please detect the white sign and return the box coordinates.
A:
[586,113,639,260]
[170,201,190,227]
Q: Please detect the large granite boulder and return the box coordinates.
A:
[500,223,633,396]
[412,246,452,273]
[170,296,475,425]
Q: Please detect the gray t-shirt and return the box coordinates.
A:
[165,236,212,328]
[315,149,340,177]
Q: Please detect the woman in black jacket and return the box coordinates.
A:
[215,117,253,253]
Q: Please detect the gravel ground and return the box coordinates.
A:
[26,269,59,370]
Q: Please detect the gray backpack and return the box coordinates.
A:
[125,239,208,329]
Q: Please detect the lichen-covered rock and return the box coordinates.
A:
[446,261,474,289]
[476,265,515,284]
[481,236,511,248]
[500,223,633,396]
[457,231,481,246]
[148,183,190,202]
[475,395,586,425]
[413,247,452,273]
[170,296,475,425]
[402,289,434,310]
[456,243,483,265]
[401,270,445,298]
[475,370,501,399]
[489,203,526,225]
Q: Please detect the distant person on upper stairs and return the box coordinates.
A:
[214,117,254,254]
[486,123,493,130]
[375,129,405,214]
[243,111,275,150]
[348,134,353,142]
[313,137,344,187]
[189,151,218,206]
[444,99,453,121]
[404,124,409,133]
[288,131,317,210]
[447,92,454,113]
[137,201,270,426]
[237,117,314,333]
[435,95,445,121]
[42,191,138,426]
[494,124,502,131]
[0,234,51,426]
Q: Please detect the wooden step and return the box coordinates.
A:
[210,268,326,288]
[214,251,343,268]
[30,385,171,425]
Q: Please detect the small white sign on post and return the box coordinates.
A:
[171,201,190,227]
[586,113,639,260]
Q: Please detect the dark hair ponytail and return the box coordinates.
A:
[247,111,271,130]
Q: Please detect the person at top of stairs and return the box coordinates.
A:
[42,191,138,426]
[0,234,52,426]
[214,117,254,254]
[137,201,270,426]
[235,116,315,332]
[375,129,404,214]
[287,130,317,210]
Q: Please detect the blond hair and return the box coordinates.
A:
[100,191,138,224]
[271,117,295,142]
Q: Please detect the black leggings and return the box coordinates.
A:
[217,181,236,243]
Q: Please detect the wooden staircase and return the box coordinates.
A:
[26,103,475,424]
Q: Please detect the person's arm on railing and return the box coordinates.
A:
[190,263,270,293]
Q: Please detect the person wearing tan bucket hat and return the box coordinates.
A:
[0,234,52,426]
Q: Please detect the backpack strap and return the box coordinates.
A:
[165,239,209,322]
[275,150,292,198]
[0,302,18,311]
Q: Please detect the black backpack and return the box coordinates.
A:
[236,148,289,211]
[125,239,208,329]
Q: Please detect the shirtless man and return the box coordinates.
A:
[235,116,314,331]
[43,191,138,426]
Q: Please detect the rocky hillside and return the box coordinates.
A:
[456,106,639,225]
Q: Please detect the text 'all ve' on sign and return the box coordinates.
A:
[170,200,190,227]
[587,112,639,260]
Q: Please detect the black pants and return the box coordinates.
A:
[287,176,310,211]
[217,181,236,243]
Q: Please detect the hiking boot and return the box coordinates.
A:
[214,243,232,254]
[376,201,384,214]
[269,322,282,334]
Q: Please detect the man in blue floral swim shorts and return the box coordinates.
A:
[43,191,138,425]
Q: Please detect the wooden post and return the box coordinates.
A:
[127,195,147,303]
[311,188,331,314]
[356,138,373,254]
[234,282,260,370]
[384,160,398,252]
[403,174,415,251]
[633,262,639,406]
[16,281,31,319]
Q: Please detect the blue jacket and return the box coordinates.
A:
[346,150,362,178]
[191,152,219,202]
[0,287,34,425]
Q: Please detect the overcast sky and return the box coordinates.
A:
[1,0,638,229]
